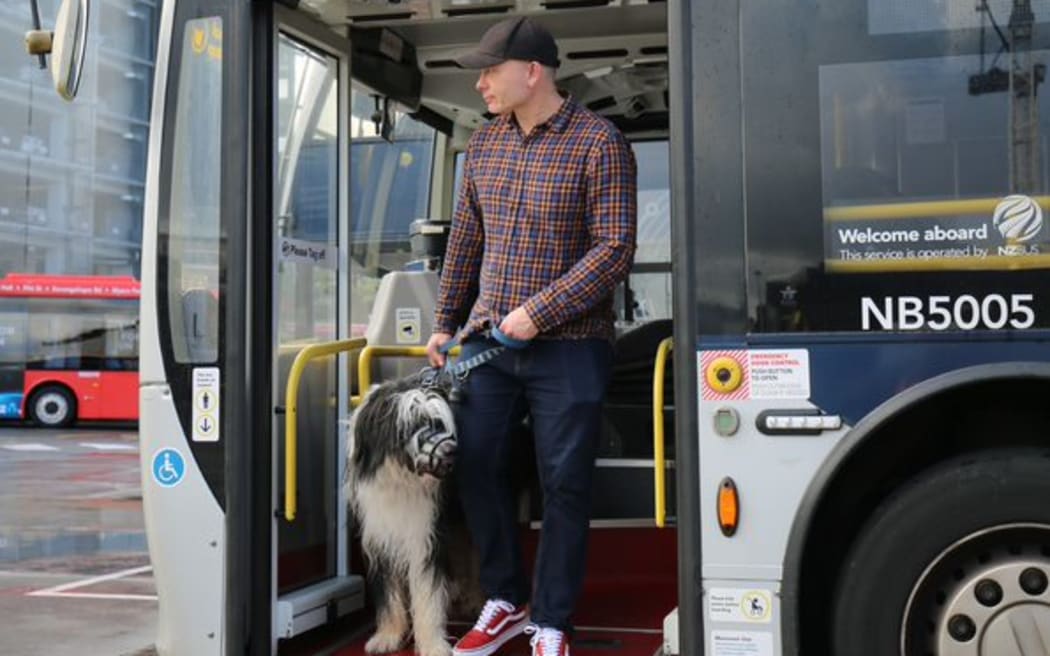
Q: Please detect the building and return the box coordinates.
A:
[0,0,157,278]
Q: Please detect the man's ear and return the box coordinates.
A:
[526,61,543,88]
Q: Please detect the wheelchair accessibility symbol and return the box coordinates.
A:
[152,448,186,488]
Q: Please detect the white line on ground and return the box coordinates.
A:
[27,564,154,599]
[79,442,137,451]
[2,443,59,452]
[28,591,158,601]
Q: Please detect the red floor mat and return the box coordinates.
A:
[330,628,662,656]
[281,527,676,656]
[574,577,676,629]
[324,574,673,656]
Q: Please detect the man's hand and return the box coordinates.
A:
[426,332,453,368]
[499,307,539,342]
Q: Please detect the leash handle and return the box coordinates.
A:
[438,335,459,355]
[437,321,530,354]
[490,324,530,350]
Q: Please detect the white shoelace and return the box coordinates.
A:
[474,599,515,630]
[526,625,566,655]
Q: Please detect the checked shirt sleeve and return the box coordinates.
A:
[434,150,484,336]
[523,130,637,333]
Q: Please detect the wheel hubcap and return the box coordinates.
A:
[36,393,67,423]
[904,524,1050,656]
[938,562,1050,655]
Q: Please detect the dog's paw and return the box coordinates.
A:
[365,631,405,654]
[415,639,453,656]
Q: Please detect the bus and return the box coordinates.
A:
[0,273,139,427]
[30,0,1050,653]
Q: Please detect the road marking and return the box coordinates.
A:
[28,591,157,601]
[2,443,59,452]
[27,565,156,601]
[79,442,137,452]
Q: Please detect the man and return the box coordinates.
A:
[425,15,637,656]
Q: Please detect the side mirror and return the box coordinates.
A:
[24,0,90,101]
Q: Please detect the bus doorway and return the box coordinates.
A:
[271,17,361,642]
[272,3,681,654]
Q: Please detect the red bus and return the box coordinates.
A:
[0,274,140,426]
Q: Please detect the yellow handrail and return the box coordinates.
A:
[353,344,460,407]
[653,337,673,528]
[284,337,367,521]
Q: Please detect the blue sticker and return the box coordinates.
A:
[152,448,186,488]
[0,393,23,418]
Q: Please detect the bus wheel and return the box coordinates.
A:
[29,386,76,427]
[832,450,1050,656]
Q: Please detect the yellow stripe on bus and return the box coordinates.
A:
[824,196,1050,221]
[826,254,1050,272]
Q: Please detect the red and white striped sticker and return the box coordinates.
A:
[699,350,750,400]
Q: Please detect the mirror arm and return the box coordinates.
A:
[26,0,47,68]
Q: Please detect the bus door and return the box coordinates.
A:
[139,2,243,655]
[139,2,359,653]
[270,11,361,643]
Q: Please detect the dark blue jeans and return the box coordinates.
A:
[454,336,614,632]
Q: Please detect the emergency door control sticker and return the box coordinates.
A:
[708,588,773,624]
[748,350,809,399]
[192,367,220,443]
[701,350,810,401]
[711,630,774,656]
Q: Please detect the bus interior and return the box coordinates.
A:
[268,1,677,655]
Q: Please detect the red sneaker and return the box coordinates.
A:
[452,599,529,656]
[527,626,570,656]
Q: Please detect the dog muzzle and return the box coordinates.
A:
[412,424,457,478]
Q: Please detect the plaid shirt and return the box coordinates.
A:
[435,97,637,341]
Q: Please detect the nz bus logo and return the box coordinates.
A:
[992,195,1044,255]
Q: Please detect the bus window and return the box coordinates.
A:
[452,151,465,200]
[742,1,1050,333]
[105,312,139,367]
[165,17,222,362]
[629,140,672,321]
[0,307,27,418]
[348,88,435,330]
[29,308,89,366]
[276,34,339,343]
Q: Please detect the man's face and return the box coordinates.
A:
[475,60,534,115]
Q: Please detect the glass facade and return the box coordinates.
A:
[0,0,156,278]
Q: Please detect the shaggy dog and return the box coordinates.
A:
[346,371,461,656]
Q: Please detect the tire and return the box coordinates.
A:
[832,450,1050,656]
[29,385,76,427]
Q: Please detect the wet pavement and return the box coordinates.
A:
[0,425,157,656]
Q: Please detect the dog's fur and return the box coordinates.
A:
[346,372,462,656]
